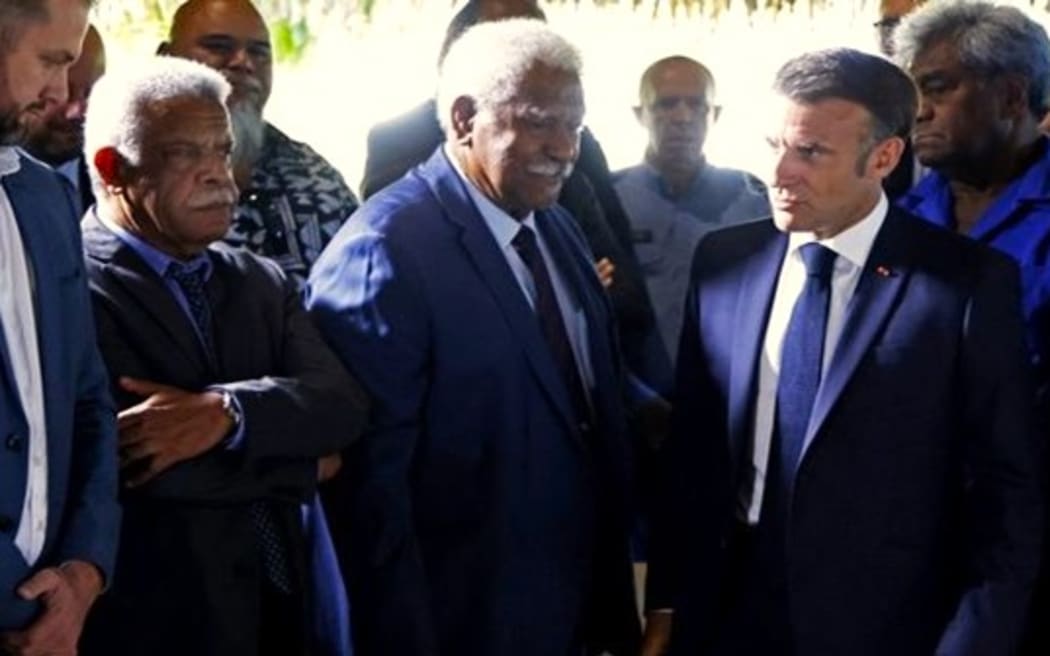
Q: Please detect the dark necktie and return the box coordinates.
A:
[512,226,592,429]
[165,261,217,361]
[165,260,294,594]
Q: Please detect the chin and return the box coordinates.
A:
[771,210,813,234]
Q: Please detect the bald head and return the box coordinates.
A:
[159,0,271,112]
[635,56,717,171]
[23,23,104,164]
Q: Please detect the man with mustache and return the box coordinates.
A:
[614,55,769,369]
[308,19,641,656]
[77,56,368,656]
[22,24,104,217]
[0,1,118,654]
[159,0,358,287]
[894,3,1050,652]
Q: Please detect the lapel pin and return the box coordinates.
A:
[875,265,893,277]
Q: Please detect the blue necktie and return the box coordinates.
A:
[512,226,592,430]
[773,242,837,487]
[166,260,294,594]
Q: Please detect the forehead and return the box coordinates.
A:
[769,95,872,141]
[909,38,965,76]
[15,0,88,53]
[479,0,544,21]
[142,95,230,139]
[172,1,269,42]
[509,63,583,107]
[645,61,710,100]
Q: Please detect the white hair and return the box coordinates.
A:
[435,18,583,133]
[83,55,230,191]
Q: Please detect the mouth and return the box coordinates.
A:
[911,133,943,147]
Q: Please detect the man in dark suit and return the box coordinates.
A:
[642,48,1042,656]
[308,19,639,656]
[360,0,670,393]
[77,56,368,656]
[22,23,104,216]
[0,2,119,655]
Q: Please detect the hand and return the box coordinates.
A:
[117,377,234,487]
[0,561,103,656]
[640,611,673,656]
[318,452,343,482]
[596,257,615,288]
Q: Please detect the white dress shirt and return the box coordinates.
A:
[445,145,596,394]
[0,147,49,564]
[743,193,888,524]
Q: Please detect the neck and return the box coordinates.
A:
[646,148,704,198]
[811,188,882,241]
[945,126,1043,192]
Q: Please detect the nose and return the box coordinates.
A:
[768,149,800,191]
[668,98,695,123]
[547,124,580,164]
[41,69,70,107]
[227,45,256,74]
[915,94,932,123]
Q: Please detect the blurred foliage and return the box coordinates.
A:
[93,0,1048,62]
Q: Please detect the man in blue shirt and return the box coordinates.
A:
[614,56,769,366]
[894,3,1050,653]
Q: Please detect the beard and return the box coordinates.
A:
[0,104,28,146]
[229,100,266,172]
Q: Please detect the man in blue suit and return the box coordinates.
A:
[0,1,119,654]
[308,19,640,656]
[642,49,1042,656]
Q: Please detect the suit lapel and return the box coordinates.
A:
[420,150,580,436]
[82,211,213,372]
[727,227,786,473]
[801,210,911,462]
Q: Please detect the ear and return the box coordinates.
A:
[868,135,905,179]
[450,96,478,145]
[93,147,127,189]
[997,74,1030,120]
[156,42,171,56]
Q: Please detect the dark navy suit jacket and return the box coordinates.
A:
[0,155,118,629]
[648,208,1043,655]
[308,149,641,655]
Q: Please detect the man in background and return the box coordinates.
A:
[0,1,119,654]
[615,55,769,368]
[22,23,104,216]
[160,0,359,286]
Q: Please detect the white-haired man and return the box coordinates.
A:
[0,1,118,654]
[77,56,368,656]
[308,18,641,656]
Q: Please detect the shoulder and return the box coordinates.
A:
[888,207,1018,283]
[366,100,441,147]
[208,241,290,287]
[260,123,354,193]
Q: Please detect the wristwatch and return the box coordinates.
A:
[218,389,242,428]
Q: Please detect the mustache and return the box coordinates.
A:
[187,188,237,209]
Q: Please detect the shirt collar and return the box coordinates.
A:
[94,205,213,281]
[443,143,535,248]
[0,147,22,178]
[787,191,888,271]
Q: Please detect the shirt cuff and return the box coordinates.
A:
[207,386,246,450]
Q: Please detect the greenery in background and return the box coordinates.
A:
[94,0,1050,61]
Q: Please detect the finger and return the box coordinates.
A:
[119,441,158,469]
[119,376,168,396]
[125,452,176,488]
[116,406,147,431]
[16,568,62,601]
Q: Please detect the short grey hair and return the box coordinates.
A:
[435,18,582,133]
[0,0,93,50]
[84,55,230,191]
[894,0,1050,117]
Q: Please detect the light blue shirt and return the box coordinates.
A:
[614,162,770,363]
[445,146,596,394]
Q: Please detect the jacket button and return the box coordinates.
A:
[5,434,23,452]
[0,515,13,533]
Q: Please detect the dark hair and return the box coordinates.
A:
[775,47,917,142]
[437,0,547,66]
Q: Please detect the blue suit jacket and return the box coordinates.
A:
[648,209,1043,655]
[0,155,118,629]
[308,149,640,656]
